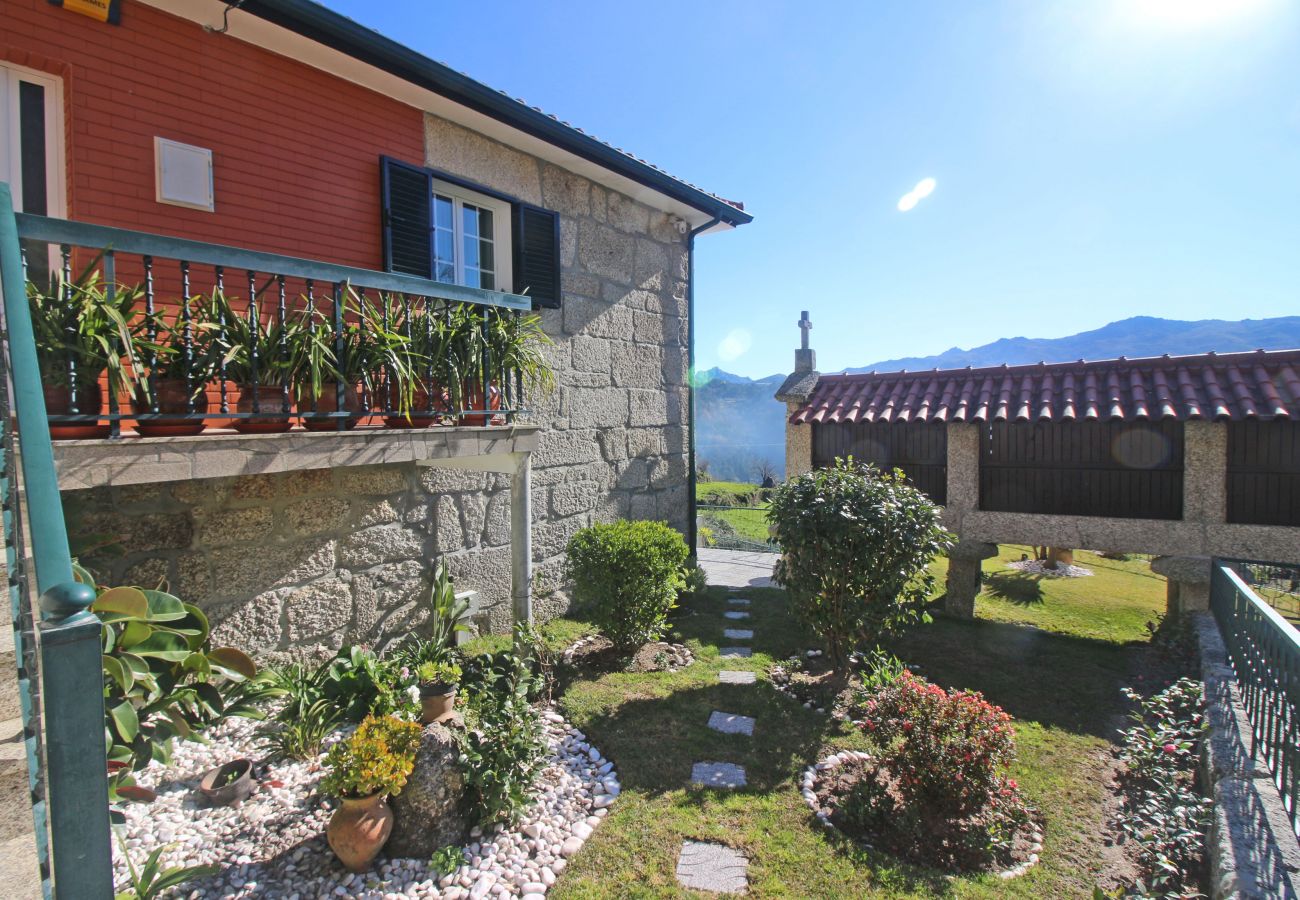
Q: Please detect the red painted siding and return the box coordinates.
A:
[3,0,426,269]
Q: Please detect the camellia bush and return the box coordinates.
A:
[767,457,952,671]
[565,520,689,650]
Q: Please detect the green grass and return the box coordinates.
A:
[546,577,1138,898]
[928,545,1167,645]
[699,506,772,545]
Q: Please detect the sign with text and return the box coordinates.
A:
[47,0,121,25]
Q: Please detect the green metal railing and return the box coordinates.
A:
[1210,559,1300,837]
[1,184,113,896]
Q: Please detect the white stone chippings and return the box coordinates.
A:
[109,705,616,898]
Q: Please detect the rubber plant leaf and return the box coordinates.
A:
[101,654,133,694]
[208,647,257,680]
[141,589,189,622]
[91,586,148,619]
[109,700,139,743]
[128,631,191,661]
[117,619,153,650]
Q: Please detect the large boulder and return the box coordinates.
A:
[387,716,471,858]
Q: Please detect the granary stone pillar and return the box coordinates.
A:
[774,311,821,481]
[944,540,998,619]
[1151,555,1213,615]
[943,422,981,531]
[1183,420,1227,525]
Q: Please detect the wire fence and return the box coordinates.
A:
[696,504,777,553]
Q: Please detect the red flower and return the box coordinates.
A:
[1162,743,1177,754]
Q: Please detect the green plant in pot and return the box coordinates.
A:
[321,714,422,873]
[129,297,225,437]
[381,297,457,427]
[297,288,416,430]
[459,307,555,426]
[27,262,152,439]
[415,659,462,725]
[210,289,305,433]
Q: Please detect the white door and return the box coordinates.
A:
[0,63,66,217]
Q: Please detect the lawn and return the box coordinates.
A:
[530,571,1142,898]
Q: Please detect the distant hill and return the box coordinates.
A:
[846,315,1300,374]
[696,315,1300,481]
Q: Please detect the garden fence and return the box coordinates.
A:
[1210,559,1300,837]
[696,504,777,553]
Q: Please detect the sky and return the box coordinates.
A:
[324,0,1300,379]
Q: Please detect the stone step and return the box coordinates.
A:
[690,762,746,789]
[727,598,751,607]
[718,670,756,685]
[676,840,748,893]
[707,711,755,736]
[723,628,753,640]
[718,647,752,658]
[723,611,750,621]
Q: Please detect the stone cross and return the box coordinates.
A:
[799,310,812,350]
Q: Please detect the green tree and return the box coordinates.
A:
[767,458,952,673]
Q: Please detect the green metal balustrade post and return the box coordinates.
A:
[0,183,113,898]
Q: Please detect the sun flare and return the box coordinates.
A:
[1124,0,1276,28]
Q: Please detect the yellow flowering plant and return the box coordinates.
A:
[320,714,423,799]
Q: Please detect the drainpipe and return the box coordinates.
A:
[686,215,722,557]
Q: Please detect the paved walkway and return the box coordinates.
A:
[697,548,778,590]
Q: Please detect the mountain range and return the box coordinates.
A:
[696,315,1300,482]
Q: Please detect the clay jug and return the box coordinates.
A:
[327,792,393,872]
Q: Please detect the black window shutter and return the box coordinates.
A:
[512,204,561,309]
[380,156,433,278]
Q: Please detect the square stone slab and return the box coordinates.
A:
[727,598,752,606]
[719,647,752,658]
[718,670,757,685]
[708,711,756,736]
[724,628,753,640]
[676,840,749,893]
[690,762,747,789]
[724,611,751,620]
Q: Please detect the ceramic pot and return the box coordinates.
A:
[44,383,109,440]
[299,381,365,432]
[383,380,445,428]
[419,684,457,725]
[132,378,209,437]
[232,383,294,434]
[458,382,503,427]
[198,758,255,807]
[327,792,393,873]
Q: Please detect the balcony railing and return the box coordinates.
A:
[1211,560,1300,836]
[15,211,535,439]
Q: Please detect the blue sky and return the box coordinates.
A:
[327,0,1300,379]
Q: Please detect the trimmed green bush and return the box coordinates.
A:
[565,520,689,650]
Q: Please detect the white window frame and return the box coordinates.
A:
[430,178,512,292]
[0,62,67,218]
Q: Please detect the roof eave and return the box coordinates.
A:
[241,0,752,228]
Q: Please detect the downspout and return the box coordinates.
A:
[686,215,722,557]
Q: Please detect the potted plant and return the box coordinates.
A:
[415,659,461,725]
[458,307,554,426]
[27,264,151,439]
[297,289,415,431]
[129,298,224,437]
[211,290,304,433]
[381,297,454,428]
[321,714,422,872]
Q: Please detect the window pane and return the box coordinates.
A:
[462,230,480,270]
[434,229,454,263]
[435,261,455,283]
[434,195,453,229]
[462,205,479,241]
[479,240,494,274]
[476,207,494,240]
[479,270,495,291]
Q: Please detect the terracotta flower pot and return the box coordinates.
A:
[419,684,457,725]
[300,381,366,431]
[327,792,393,873]
[458,382,503,427]
[43,383,109,440]
[383,380,446,429]
[198,758,255,807]
[132,378,209,437]
[232,383,294,434]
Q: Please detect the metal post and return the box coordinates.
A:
[510,450,533,626]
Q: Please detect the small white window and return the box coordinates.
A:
[155,137,214,211]
[430,179,512,291]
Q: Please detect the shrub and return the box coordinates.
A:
[768,458,952,671]
[848,671,1033,870]
[320,714,423,799]
[565,520,689,650]
[456,629,549,825]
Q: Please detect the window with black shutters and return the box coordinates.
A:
[380,156,560,308]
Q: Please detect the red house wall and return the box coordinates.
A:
[3,0,426,269]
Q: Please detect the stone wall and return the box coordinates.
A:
[63,111,696,657]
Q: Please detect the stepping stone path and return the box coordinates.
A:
[724,628,753,640]
[690,762,747,788]
[718,670,756,685]
[676,841,749,893]
[724,611,751,620]
[719,647,752,658]
[707,711,756,736]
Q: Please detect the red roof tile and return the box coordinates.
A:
[790,349,1300,425]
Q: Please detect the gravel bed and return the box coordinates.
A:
[112,707,618,899]
[1004,559,1094,578]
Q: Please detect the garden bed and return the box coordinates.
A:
[112,705,618,899]
[560,635,694,674]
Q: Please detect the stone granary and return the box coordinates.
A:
[5,0,751,656]
[778,317,1300,616]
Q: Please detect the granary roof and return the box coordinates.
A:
[789,349,1300,425]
